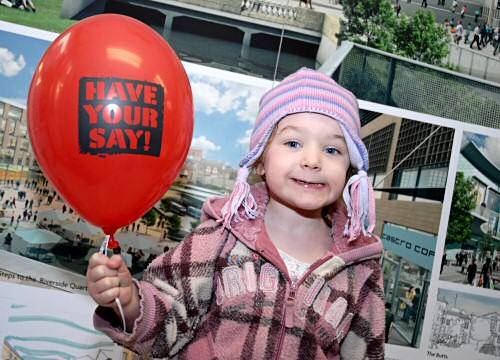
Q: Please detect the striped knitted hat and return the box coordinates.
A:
[221,68,375,241]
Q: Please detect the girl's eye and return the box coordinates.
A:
[285,140,300,148]
[325,147,339,155]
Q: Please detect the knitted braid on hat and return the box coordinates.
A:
[221,68,376,242]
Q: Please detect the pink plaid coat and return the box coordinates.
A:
[94,183,385,359]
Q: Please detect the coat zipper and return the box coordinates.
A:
[273,254,333,360]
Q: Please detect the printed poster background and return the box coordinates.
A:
[0,21,271,292]
[1,19,500,360]
[0,281,121,360]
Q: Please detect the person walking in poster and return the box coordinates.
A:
[467,258,477,285]
[481,258,493,288]
[470,24,482,50]
[441,252,447,274]
[460,5,467,19]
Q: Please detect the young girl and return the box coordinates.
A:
[87,68,385,359]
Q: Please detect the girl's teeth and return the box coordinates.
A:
[296,179,323,187]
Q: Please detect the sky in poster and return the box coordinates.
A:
[0,28,271,168]
[464,131,500,169]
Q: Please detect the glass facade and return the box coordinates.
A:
[393,119,454,170]
[382,223,434,347]
[419,167,449,188]
[363,123,394,174]
[335,45,500,129]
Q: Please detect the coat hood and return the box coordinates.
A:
[201,182,383,267]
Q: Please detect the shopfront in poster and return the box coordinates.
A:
[382,222,436,347]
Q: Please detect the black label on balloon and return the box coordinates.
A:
[78,77,164,157]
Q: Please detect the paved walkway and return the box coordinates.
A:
[440,262,500,290]
[0,178,182,275]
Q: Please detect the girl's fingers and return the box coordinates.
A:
[107,255,125,270]
[87,264,118,283]
[116,258,132,285]
[88,252,109,269]
[91,276,120,295]
[87,253,134,308]
[93,286,121,307]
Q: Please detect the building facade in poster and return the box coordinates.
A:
[361,113,454,348]
[0,100,37,182]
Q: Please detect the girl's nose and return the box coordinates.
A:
[300,148,321,170]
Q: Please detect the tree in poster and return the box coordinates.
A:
[338,0,397,52]
[168,214,182,236]
[393,11,450,65]
[160,197,173,213]
[446,172,476,248]
[339,0,450,64]
[141,209,158,235]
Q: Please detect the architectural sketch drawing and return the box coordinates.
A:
[430,288,500,358]
[0,282,119,360]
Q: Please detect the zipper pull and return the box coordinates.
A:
[285,285,297,328]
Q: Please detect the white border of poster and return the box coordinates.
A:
[1,19,500,360]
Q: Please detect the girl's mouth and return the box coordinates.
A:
[292,178,326,189]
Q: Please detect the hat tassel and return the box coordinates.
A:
[220,167,258,229]
[342,170,376,242]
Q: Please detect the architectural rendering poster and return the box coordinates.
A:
[429,287,500,359]
[1,21,500,360]
[0,21,271,294]
[360,111,455,352]
[440,131,500,293]
[0,281,121,359]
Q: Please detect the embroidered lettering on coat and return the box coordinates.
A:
[296,277,326,321]
[222,266,246,298]
[324,297,348,328]
[303,277,325,307]
[259,263,279,292]
[243,262,257,292]
[312,285,331,316]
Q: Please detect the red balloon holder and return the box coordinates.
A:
[106,234,120,250]
[99,233,122,256]
[26,14,193,334]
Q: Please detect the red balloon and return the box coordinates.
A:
[28,14,194,235]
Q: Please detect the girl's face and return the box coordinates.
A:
[256,113,350,217]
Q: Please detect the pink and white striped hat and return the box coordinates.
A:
[221,68,376,241]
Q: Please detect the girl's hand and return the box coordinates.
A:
[87,253,140,327]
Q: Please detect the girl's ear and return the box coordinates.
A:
[255,161,265,176]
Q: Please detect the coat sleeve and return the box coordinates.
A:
[340,260,385,360]
[93,220,227,358]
